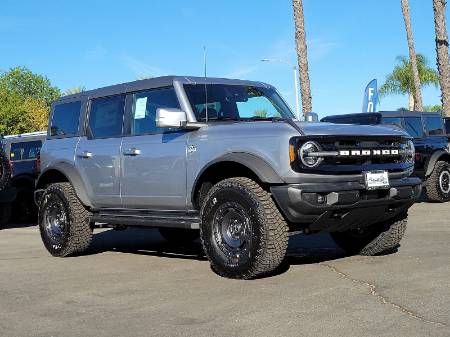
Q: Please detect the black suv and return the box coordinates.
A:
[0,131,45,226]
[322,111,450,202]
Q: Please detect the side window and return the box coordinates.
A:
[9,141,42,161]
[50,101,82,137]
[131,87,180,135]
[424,116,444,135]
[88,95,126,139]
[403,117,424,138]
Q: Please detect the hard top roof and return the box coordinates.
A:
[322,111,442,120]
[57,76,272,103]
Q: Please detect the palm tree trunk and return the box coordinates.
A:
[401,0,423,111]
[433,0,450,117]
[408,93,415,111]
[292,0,313,116]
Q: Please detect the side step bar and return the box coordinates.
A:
[90,209,200,230]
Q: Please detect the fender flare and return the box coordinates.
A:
[425,150,450,177]
[36,162,93,208]
[191,152,284,203]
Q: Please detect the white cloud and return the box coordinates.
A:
[224,65,258,79]
[119,54,169,78]
[307,38,338,60]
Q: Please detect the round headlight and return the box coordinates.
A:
[405,140,415,164]
[299,141,323,168]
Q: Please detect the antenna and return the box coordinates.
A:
[203,46,208,123]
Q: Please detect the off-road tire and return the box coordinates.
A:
[331,214,408,256]
[158,228,199,244]
[200,177,289,279]
[38,182,93,257]
[0,149,11,191]
[425,161,450,202]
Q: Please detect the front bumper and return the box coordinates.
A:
[271,176,422,232]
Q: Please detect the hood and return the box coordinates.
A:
[298,122,411,138]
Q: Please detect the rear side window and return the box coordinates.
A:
[10,141,42,161]
[88,95,126,139]
[403,117,423,138]
[50,101,82,137]
[424,116,444,135]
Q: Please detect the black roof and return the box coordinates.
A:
[322,111,442,121]
[57,76,272,103]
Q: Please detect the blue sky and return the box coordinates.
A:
[0,0,445,118]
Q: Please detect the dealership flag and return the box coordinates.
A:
[362,79,378,112]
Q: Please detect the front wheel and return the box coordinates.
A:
[425,161,450,202]
[331,214,408,256]
[200,177,288,279]
[38,182,93,257]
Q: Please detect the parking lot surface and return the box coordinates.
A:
[1,202,449,337]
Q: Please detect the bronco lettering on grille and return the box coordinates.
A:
[339,149,399,156]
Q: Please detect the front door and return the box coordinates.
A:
[75,94,126,208]
[120,87,188,210]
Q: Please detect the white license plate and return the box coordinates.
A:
[364,170,390,190]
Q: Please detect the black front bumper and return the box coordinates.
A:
[271,176,422,232]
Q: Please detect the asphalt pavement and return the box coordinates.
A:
[0,202,449,337]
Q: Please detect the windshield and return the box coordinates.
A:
[183,84,295,122]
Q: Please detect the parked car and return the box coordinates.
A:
[0,131,46,225]
[35,76,420,279]
[321,111,450,202]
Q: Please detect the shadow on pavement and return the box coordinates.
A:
[86,228,346,277]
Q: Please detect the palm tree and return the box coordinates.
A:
[433,0,450,117]
[64,86,86,96]
[400,0,423,111]
[379,54,439,110]
[292,0,312,116]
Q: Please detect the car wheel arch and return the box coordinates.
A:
[37,165,93,208]
[425,151,450,177]
[191,152,283,209]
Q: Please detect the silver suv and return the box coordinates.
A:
[36,76,421,279]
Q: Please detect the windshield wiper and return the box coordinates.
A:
[244,116,286,121]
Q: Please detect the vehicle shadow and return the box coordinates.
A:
[85,228,347,277]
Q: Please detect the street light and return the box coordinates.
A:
[261,58,300,120]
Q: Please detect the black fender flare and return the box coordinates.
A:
[191,152,284,203]
[425,150,450,177]
[36,162,93,208]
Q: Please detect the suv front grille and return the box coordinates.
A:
[292,136,413,174]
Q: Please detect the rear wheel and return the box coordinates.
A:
[331,214,408,256]
[38,182,93,257]
[200,177,288,279]
[158,228,199,244]
[425,161,450,202]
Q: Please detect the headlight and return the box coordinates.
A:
[405,140,415,164]
[299,141,323,168]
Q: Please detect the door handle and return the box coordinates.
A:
[123,148,141,156]
[77,151,93,159]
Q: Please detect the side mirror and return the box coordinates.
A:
[156,108,207,130]
[156,108,188,129]
[305,112,319,123]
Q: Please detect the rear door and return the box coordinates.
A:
[120,87,188,210]
[75,95,126,208]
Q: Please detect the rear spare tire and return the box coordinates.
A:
[200,177,288,279]
[38,182,93,257]
[0,149,11,191]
